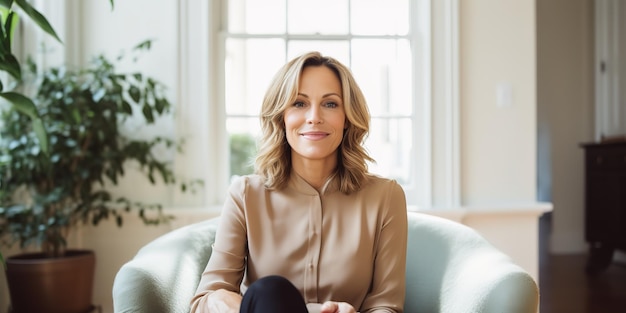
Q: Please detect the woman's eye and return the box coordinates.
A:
[324,102,338,108]
[293,101,306,108]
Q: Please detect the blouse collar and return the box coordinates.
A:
[289,170,340,196]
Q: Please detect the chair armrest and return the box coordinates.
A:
[404,213,538,313]
[438,247,539,313]
[113,218,219,313]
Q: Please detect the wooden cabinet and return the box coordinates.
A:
[580,141,626,273]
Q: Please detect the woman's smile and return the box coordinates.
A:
[300,130,330,140]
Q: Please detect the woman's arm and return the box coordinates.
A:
[360,181,408,313]
[191,289,243,313]
[190,177,249,312]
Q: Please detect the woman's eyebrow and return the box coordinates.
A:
[296,93,342,99]
[323,93,342,98]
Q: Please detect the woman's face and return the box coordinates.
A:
[284,65,346,167]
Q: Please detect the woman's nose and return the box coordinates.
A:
[306,106,323,124]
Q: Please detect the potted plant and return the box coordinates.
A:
[0,41,197,313]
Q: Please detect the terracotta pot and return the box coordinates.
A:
[5,249,96,313]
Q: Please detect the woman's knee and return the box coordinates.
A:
[241,275,307,313]
[246,275,298,296]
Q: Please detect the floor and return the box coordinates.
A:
[538,214,626,313]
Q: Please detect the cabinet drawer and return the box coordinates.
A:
[586,148,626,172]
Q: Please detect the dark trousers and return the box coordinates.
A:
[240,275,309,313]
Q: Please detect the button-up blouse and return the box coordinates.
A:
[190,172,408,313]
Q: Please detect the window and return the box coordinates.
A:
[221,0,430,206]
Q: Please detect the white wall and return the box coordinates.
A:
[459,0,537,205]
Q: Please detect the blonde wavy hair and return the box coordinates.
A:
[254,51,374,194]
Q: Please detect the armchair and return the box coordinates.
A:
[112,212,538,313]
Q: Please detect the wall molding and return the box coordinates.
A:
[444,0,461,208]
[173,0,220,206]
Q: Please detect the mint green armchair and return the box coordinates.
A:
[112,212,539,313]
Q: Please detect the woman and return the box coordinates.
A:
[190,51,408,313]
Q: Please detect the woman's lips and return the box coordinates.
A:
[300,131,329,140]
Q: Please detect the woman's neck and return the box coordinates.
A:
[291,157,337,191]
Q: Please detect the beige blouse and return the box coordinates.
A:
[190,172,408,313]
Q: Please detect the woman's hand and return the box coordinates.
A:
[205,289,242,313]
[320,301,357,313]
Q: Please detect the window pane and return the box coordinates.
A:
[351,0,409,35]
[351,39,412,116]
[287,0,348,34]
[366,118,412,185]
[225,39,286,115]
[287,40,350,65]
[227,117,261,178]
[228,0,286,34]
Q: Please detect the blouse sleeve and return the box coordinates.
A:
[190,176,249,312]
[361,181,408,313]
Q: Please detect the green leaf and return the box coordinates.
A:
[15,0,62,43]
[0,91,38,118]
[121,100,132,115]
[71,108,81,124]
[0,92,49,154]
[1,9,19,51]
[155,98,166,114]
[142,103,154,123]
[128,85,140,103]
[0,0,13,9]
[133,39,152,51]
[0,52,21,80]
